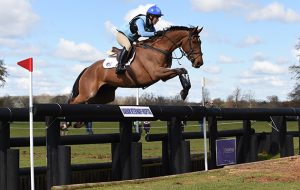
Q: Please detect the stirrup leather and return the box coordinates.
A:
[116,48,128,74]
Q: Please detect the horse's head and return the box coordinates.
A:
[181,27,204,68]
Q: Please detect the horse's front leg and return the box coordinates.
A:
[159,68,188,82]
[179,73,191,100]
[153,67,190,100]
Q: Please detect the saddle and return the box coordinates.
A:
[110,46,135,61]
[103,46,136,69]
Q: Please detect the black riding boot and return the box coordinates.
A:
[116,48,128,74]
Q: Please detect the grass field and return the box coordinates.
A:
[9,120,300,167]
[52,156,300,190]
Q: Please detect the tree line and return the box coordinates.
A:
[0,92,299,108]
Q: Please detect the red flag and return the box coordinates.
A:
[17,58,33,72]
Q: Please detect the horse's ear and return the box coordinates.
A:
[192,26,199,34]
[197,27,203,33]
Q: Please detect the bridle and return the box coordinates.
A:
[184,32,203,63]
[139,29,203,63]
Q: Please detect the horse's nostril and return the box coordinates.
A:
[193,61,202,68]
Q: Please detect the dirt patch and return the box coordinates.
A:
[227,156,300,183]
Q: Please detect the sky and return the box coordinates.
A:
[0,0,300,103]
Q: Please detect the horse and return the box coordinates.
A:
[68,26,204,106]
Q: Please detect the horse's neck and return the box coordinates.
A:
[161,30,187,52]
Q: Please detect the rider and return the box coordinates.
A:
[115,5,164,74]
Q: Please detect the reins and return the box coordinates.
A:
[140,43,171,57]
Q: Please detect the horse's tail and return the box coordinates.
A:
[68,68,87,103]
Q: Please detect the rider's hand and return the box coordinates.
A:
[155,31,164,36]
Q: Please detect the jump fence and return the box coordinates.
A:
[0,104,300,190]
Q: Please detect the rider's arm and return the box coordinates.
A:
[135,18,155,37]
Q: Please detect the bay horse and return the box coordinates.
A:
[69,26,204,105]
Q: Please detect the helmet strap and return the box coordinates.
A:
[146,15,152,26]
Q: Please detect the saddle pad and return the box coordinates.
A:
[103,52,135,69]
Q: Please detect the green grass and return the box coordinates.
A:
[8,120,300,167]
[53,167,300,190]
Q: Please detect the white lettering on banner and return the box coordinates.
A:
[224,148,235,153]
[119,106,154,117]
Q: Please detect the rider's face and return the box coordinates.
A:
[151,16,160,25]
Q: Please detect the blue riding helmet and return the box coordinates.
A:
[147,5,163,17]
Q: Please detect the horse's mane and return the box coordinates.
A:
[164,25,193,31]
[139,25,195,44]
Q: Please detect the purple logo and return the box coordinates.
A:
[216,138,236,166]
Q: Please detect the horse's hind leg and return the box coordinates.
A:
[69,94,90,104]
[68,94,88,128]
[69,94,92,129]
[88,85,117,104]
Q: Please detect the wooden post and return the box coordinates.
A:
[0,121,10,190]
[46,116,61,190]
[58,146,71,185]
[243,120,252,162]
[208,116,218,169]
[119,120,132,180]
[270,116,280,155]
[162,140,169,175]
[131,142,142,179]
[181,140,191,173]
[111,143,120,180]
[167,117,183,174]
[7,149,20,190]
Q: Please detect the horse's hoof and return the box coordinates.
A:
[60,125,68,131]
[180,90,188,100]
[61,127,69,132]
[60,122,68,130]
[73,122,84,128]
[67,122,72,127]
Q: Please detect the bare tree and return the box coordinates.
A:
[0,60,8,87]
[225,95,234,108]
[50,95,69,103]
[202,88,210,105]
[122,96,136,105]
[0,96,14,107]
[289,38,300,101]
[267,95,279,107]
[140,93,155,105]
[232,87,242,108]
[242,90,255,108]
[212,98,224,108]
[267,95,279,102]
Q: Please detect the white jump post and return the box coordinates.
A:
[135,88,140,133]
[202,77,208,171]
[17,58,35,190]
